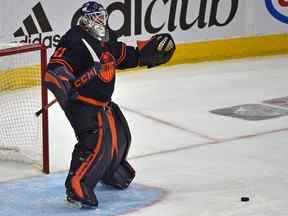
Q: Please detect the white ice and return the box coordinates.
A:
[1,55,288,215]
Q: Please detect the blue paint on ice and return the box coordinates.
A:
[0,172,163,216]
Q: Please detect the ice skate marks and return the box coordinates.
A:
[0,172,164,216]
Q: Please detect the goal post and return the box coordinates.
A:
[0,43,49,174]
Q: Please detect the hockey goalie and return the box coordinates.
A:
[44,1,175,208]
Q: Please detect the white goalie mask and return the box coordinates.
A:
[79,2,108,41]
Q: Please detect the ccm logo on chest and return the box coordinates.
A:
[73,68,98,88]
[73,61,115,89]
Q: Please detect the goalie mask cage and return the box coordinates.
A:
[0,43,49,174]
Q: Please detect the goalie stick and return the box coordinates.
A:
[35,66,99,117]
[35,99,57,117]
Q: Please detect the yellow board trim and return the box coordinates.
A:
[1,33,287,91]
[0,65,41,92]
[168,33,288,65]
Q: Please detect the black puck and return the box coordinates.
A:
[241,197,250,202]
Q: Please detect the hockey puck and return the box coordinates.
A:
[241,197,250,202]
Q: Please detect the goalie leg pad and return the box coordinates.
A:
[101,102,135,189]
[101,160,135,189]
[64,141,100,208]
[64,105,112,206]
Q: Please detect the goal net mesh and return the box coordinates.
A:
[0,43,44,168]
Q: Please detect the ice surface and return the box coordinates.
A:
[1,55,288,215]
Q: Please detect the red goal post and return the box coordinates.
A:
[0,43,49,174]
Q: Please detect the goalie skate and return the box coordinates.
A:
[65,194,98,209]
[64,185,98,209]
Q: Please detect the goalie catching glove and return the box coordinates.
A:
[138,33,176,68]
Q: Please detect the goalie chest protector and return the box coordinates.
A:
[50,26,119,102]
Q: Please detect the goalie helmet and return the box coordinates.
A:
[79,1,108,41]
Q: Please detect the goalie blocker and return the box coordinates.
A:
[138,33,176,68]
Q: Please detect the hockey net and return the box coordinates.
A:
[0,43,49,173]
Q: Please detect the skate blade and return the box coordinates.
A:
[65,197,97,209]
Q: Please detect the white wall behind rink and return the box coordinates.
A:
[0,0,287,48]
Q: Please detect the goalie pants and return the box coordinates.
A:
[64,100,135,201]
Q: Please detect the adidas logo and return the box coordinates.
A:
[13,2,61,48]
